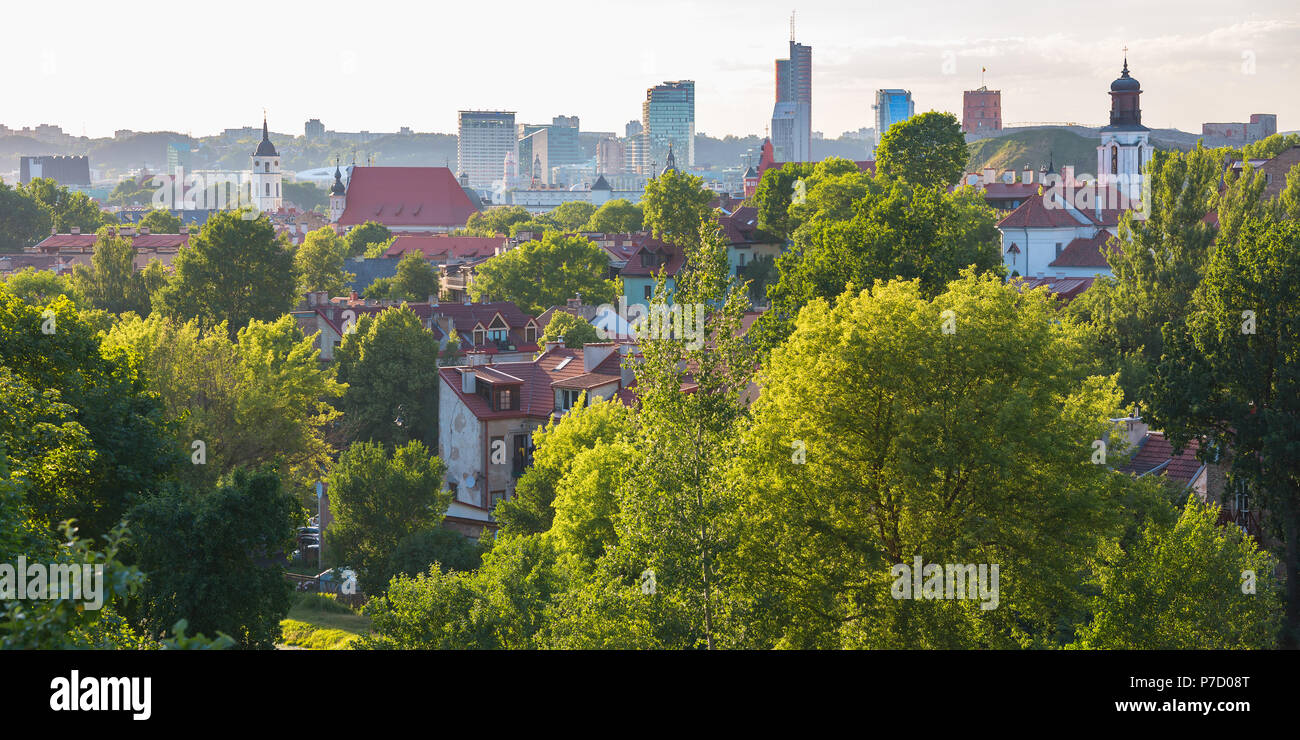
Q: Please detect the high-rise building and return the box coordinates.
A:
[625,120,643,138]
[596,135,625,175]
[304,118,325,139]
[962,87,1001,133]
[517,118,583,184]
[458,111,517,189]
[641,80,695,173]
[872,89,915,146]
[771,28,812,163]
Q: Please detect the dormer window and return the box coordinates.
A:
[473,328,486,345]
[525,323,537,344]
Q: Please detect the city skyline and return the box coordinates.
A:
[3,1,1298,140]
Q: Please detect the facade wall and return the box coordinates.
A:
[439,382,485,506]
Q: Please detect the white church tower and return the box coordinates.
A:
[328,160,347,223]
[250,115,282,213]
[1096,56,1151,206]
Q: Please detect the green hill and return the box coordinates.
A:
[966,129,1101,175]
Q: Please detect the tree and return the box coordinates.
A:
[390,251,439,301]
[1073,496,1282,649]
[549,201,597,231]
[3,268,83,307]
[71,227,153,315]
[462,206,531,237]
[137,209,182,234]
[735,271,1150,648]
[385,527,485,579]
[1148,215,1300,646]
[0,289,177,539]
[295,227,354,296]
[0,179,53,253]
[325,441,451,591]
[18,178,111,233]
[438,329,462,367]
[538,311,599,348]
[343,220,392,258]
[130,468,299,649]
[333,305,441,449]
[875,111,968,188]
[754,175,1001,352]
[283,181,328,212]
[583,198,643,233]
[642,170,714,246]
[155,209,296,335]
[468,232,619,315]
[102,313,342,499]
[752,162,814,240]
[508,216,560,237]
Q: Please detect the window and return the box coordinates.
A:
[473,328,486,346]
[265,183,271,196]
[643,285,652,300]
[490,490,506,509]
[264,162,271,173]
[738,253,746,267]
[496,388,515,410]
[557,388,583,410]
[525,324,537,344]
[1111,145,1118,174]
[1055,242,1063,257]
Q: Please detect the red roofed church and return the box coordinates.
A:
[330,165,480,233]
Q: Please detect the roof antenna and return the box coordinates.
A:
[790,10,795,42]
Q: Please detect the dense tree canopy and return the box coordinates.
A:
[641,170,714,246]
[295,227,355,296]
[583,198,643,233]
[468,232,619,315]
[333,305,441,449]
[537,311,600,349]
[875,111,968,188]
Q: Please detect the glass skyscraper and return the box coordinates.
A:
[458,111,517,190]
[873,90,916,147]
[641,80,695,174]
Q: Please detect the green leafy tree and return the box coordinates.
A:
[754,175,1001,351]
[642,170,714,246]
[18,178,111,233]
[4,268,83,307]
[137,209,182,234]
[325,441,451,591]
[583,198,643,233]
[103,314,342,499]
[538,311,599,348]
[343,221,392,258]
[283,181,328,212]
[875,111,968,188]
[468,232,619,315]
[752,162,814,239]
[1073,495,1282,649]
[333,305,441,448]
[508,216,561,237]
[385,527,485,579]
[390,252,439,301]
[438,329,462,367]
[735,271,1150,648]
[71,227,154,315]
[156,210,296,335]
[130,468,299,649]
[462,206,532,237]
[1148,215,1300,645]
[549,201,597,231]
[0,179,53,253]
[295,227,354,296]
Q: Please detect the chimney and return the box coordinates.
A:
[566,295,581,309]
[982,168,994,184]
[70,227,80,235]
[140,226,150,235]
[461,367,476,393]
[544,337,565,353]
[180,225,189,235]
[1022,166,1034,184]
[582,342,616,373]
[1062,165,1075,186]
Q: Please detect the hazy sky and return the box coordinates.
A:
[5,0,1298,139]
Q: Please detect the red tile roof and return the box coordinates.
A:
[1049,232,1118,268]
[383,234,507,261]
[438,347,626,421]
[621,238,686,277]
[719,206,776,245]
[337,166,479,229]
[35,233,190,250]
[996,193,1095,229]
[1119,433,1205,486]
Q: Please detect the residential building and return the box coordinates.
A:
[771,34,812,163]
[962,87,1002,133]
[642,80,695,173]
[596,135,626,175]
[872,89,915,146]
[438,342,633,510]
[1225,145,1300,198]
[458,111,517,190]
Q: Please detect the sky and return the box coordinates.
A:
[4,0,1298,140]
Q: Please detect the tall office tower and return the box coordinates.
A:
[458,111,517,189]
[625,119,643,138]
[641,80,695,174]
[872,89,915,146]
[771,20,812,162]
[517,118,583,183]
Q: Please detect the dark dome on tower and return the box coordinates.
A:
[1110,59,1141,92]
[254,116,278,157]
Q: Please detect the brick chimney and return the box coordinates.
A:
[544,337,565,353]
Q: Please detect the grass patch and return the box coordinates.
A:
[280,593,371,649]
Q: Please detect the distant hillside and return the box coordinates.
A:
[967,127,1195,176]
